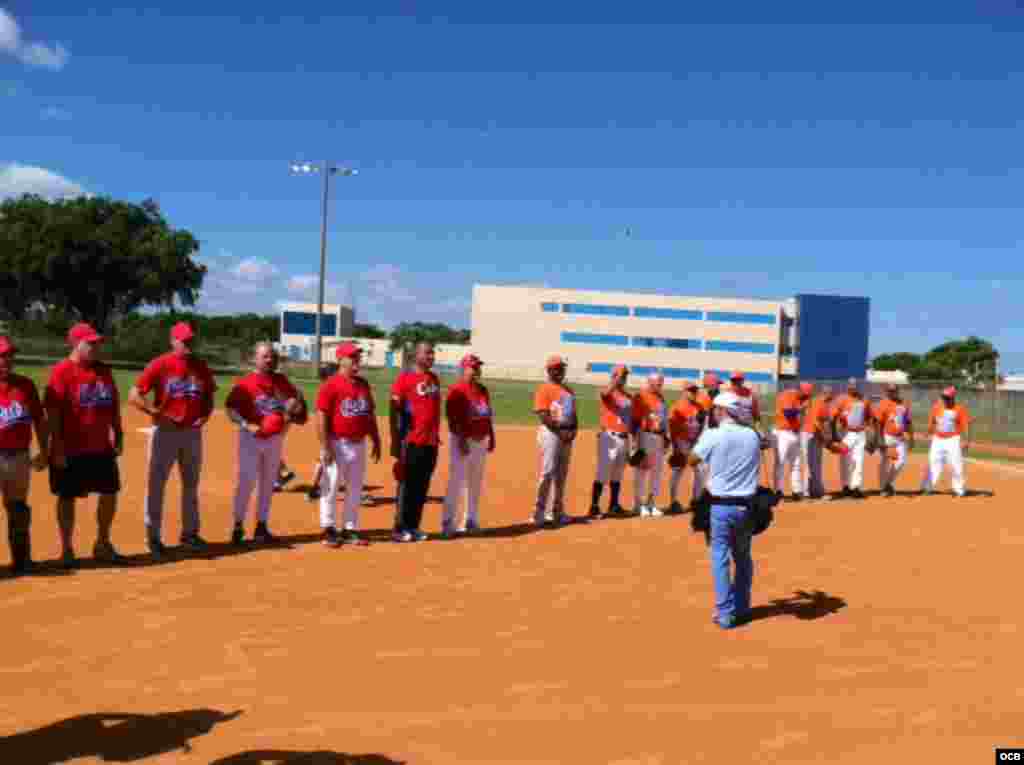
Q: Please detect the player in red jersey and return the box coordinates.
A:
[0,335,49,574]
[128,322,217,557]
[45,323,124,568]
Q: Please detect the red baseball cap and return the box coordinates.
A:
[171,322,195,342]
[799,382,814,396]
[0,336,15,355]
[335,342,362,360]
[943,386,957,397]
[683,379,699,390]
[730,370,745,381]
[459,354,483,369]
[611,364,628,377]
[703,372,720,387]
[260,412,286,437]
[67,323,103,346]
[545,354,566,369]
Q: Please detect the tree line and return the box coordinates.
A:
[872,336,1001,388]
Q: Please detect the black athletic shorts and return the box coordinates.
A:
[49,453,121,498]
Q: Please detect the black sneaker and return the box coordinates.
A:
[277,471,296,489]
[342,529,369,546]
[607,504,628,517]
[93,541,124,563]
[180,534,208,551]
[588,504,602,519]
[850,489,865,500]
[840,486,853,498]
[882,485,895,498]
[61,549,78,570]
[231,524,246,546]
[148,539,168,560]
[322,527,342,548]
[307,487,321,501]
[789,493,804,503]
[253,522,276,544]
[10,558,32,576]
[667,501,685,515]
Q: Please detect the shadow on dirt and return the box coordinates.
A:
[747,590,847,623]
[0,708,242,763]
[210,751,405,764]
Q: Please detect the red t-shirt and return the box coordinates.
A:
[44,359,120,456]
[316,374,377,440]
[446,381,493,441]
[0,374,44,451]
[391,370,442,446]
[225,372,301,437]
[135,352,217,427]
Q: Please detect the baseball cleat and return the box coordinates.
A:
[411,530,429,542]
[392,530,414,543]
[342,529,369,546]
[588,504,602,519]
[322,527,342,548]
[849,489,865,500]
[638,505,651,517]
[607,504,628,517]
[253,522,277,544]
[464,520,481,535]
[180,534,209,551]
[882,485,895,498]
[667,501,685,515]
[92,541,124,563]
[306,487,321,501]
[648,506,664,517]
[230,523,246,546]
[953,490,966,497]
[61,549,78,570]
[147,538,168,559]
[789,493,804,502]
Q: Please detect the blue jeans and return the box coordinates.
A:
[710,504,754,626]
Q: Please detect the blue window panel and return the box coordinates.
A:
[587,362,615,373]
[630,366,659,376]
[705,340,775,354]
[563,303,630,317]
[707,369,774,383]
[631,336,701,349]
[634,307,704,321]
[662,367,702,379]
[706,311,777,325]
[561,331,630,346]
[541,302,560,312]
[282,311,338,337]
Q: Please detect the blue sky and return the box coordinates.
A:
[3,2,1023,369]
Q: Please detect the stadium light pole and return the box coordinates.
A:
[289,160,358,373]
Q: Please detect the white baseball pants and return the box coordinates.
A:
[596,430,629,484]
[879,435,908,490]
[443,437,489,531]
[772,429,803,495]
[320,438,367,530]
[840,431,867,490]
[921,436,965,495]
[535,428,573,520]
[634,432,666,507]
[668,438,701,504]
[800,432,825,498]
[233,431,285,524]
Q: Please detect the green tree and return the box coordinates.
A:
[0,195,205,332]
[353,322,387,339]
[907,336,1000,388]
[871,352,921,373]
[388,321,470,351]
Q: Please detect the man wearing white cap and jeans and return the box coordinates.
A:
[689,391,762,630]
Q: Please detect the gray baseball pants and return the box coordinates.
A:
[145,425,203,541]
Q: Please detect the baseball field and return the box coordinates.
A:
[2,362,1023,763]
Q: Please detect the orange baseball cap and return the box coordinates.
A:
[335,342,362,360]
[545,355,566,369]
[459,354,483,368]
[67,323,103,346]
[612,364,628,377]
[0,336,15,354]
[943,386,957,397]
[730,370,745,380]
[683,379,699,390]
[171,322,195,342]
[799,382,814,396]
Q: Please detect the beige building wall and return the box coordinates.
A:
[471,284,784,389]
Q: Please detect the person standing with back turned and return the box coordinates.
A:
[688,391,762,630]
[390,342,442,542]
[129,322,216,557]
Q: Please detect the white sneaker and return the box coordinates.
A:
[639,505,651,517]
[648,506,664,517]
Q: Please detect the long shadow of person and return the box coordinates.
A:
[210,750,405,764]
[746,590,847,624]
[0,708,242,763]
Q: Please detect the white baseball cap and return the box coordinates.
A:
[713,391,753,424]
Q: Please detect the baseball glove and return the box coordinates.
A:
[667,452,686,468]
[627,447,648,468]
[284,397,308,425]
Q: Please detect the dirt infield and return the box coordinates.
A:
[2,410,1022,763]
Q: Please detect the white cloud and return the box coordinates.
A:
[286,274,319,294]
[40,105,71,121]
[0,162,86,199]
[231,257,280,280]
[362,263,417,303]
[0,9,69,71]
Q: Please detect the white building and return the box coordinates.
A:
[277,302,354,363]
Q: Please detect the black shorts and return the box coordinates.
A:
[49,453,121,498]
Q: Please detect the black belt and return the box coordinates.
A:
[709,495,755,507]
